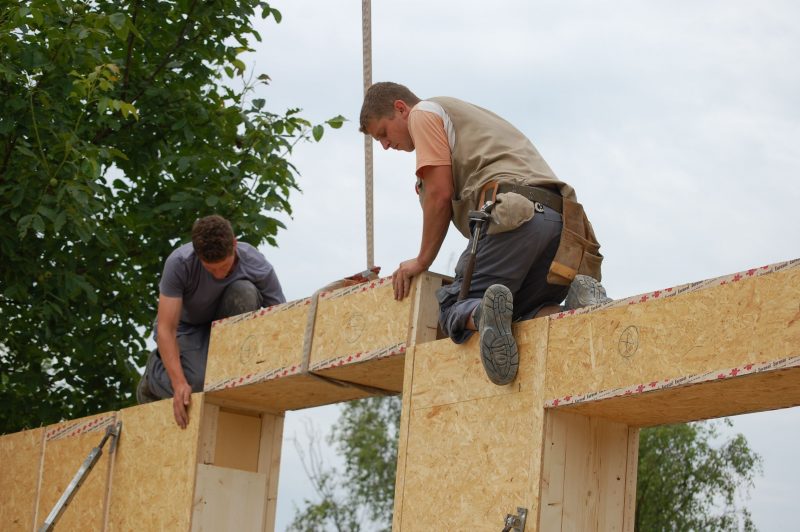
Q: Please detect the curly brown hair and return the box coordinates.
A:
[191,215,235,262]
[359,81,421,133]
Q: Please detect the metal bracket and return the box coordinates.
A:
[501,507,528,532]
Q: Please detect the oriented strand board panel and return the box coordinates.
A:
[309,278,415,366]
[395,319,549,531]
[36,414,117,532]
[205,301,309,388]
[314,351,406,393]
[192,464,266,532]
[545,266,800,401]
[562,365,800,427]
[106,395,203,531]
[207,373,374,412]
[0,427,43,531]
[539,411,632,532]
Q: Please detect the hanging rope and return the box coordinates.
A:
[362,0,374,269]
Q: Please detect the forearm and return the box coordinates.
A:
[418,194,452,268]
[157,328,187,390]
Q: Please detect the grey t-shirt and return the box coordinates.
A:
[159,242,285,326]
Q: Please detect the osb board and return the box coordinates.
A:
[309,281,413,366]
[409,318,550,410]
[205,303,309,387]
[314,352,406,393]
[561,365,800,427]
[207,373,374,413]
[215,409,261,472]
[400,393,541,531]
[0,427,43,531]
[192,464,266,532]
[539,411,631,531]
[106,395,202,531]
[36,414,116,532]
[545,266,800,401]
[395,319,549,531]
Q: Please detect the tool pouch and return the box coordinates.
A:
[486,192,535,235]
[547,197,604,285]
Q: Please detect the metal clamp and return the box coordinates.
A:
[501,507,528,532]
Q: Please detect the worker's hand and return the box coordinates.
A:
[392,258,427,300]
[172,382,192,429]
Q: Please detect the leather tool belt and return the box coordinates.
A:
[478,181,563,213]
[477,179,603,286]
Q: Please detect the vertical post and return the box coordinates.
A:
[362,0,374,269]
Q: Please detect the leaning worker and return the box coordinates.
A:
[360,82,610,386]
[137,214,285,427]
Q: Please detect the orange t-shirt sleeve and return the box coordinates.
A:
[408,109,451,178]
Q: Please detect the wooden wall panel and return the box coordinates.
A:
[395,319,549,531]
[35,414,116,532]
[106,395,202,531]
[561,365,800,426]
[205,303,309,388]
[310,282,412,366]
[214,409,261,472]
[0,427,44,531]
[545,267,800,401]
[538,411,632,532]
[191,464,266,532]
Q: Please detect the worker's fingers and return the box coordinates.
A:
[173,398,187,429]
[173,387,191,429]
[402,275,412,299]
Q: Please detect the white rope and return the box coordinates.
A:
[362,0,374,269]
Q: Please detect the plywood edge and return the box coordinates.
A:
[406,272,447,346]
[310,342,406,373]
[550,257,800,321]
[556,364,800,426]
[546,354,800,409]
[392,344,418,532]
[622,428,639,532]
[210,297,312,329]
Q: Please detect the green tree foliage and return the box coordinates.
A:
[0,1,343,433]
[295,399,763,531]
[636,420,762,531]
[290,396,401,532]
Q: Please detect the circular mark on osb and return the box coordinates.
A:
[345,312,366,343]
[238,334,259,364]
[618,326,640,358]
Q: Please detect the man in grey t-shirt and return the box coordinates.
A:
[137,215,285,427]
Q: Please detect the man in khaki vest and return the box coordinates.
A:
[360,82,610,386]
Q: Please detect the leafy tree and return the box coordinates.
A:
[0,0,343,433]
[294,399,762,532]
[290,396,401,532]
[636,420,762,531]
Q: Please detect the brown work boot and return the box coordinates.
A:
[476,284,518,386]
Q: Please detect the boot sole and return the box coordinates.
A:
[479,285,518,385]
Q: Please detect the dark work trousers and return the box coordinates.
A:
[437,205,569,343]
[145,279,263,398]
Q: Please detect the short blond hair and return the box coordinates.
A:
[359,82,421,133]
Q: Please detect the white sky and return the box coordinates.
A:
[237,1,800,529]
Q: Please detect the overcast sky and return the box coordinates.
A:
[235,1,800,529]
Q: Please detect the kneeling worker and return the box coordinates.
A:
[137,215,286,427]
[360,82,610,387]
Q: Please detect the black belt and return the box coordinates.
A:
[495,183,563,213]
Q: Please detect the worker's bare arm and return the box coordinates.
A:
[393,165,453,300]
[156,294,192,428]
